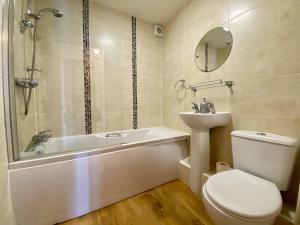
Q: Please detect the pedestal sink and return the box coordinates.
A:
[179,112,231,194]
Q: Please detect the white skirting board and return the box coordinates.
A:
[10,140,187,225]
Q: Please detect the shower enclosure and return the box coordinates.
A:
[3,0,163,162]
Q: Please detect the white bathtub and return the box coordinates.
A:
[9,127,189,225]
[19,127,184,159]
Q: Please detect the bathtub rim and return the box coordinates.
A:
[9,129,189,170]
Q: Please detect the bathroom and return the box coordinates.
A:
[0,0,300,224]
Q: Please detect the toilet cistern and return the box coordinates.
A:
[180,100,230,194]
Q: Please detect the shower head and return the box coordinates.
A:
[52,10,63,18]
[29,8,63,19]
[38,8,63,18]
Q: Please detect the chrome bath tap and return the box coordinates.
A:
[24,130,52,152]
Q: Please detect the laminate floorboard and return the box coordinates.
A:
[59,180,214,225]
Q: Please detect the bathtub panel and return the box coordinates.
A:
[10,140,187,225]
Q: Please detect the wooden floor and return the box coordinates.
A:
[59,180,214,225]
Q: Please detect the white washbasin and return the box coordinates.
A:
[180,112,231,130]
[179,111,231,194]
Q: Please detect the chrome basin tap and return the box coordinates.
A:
[207,102,216,114]
[199,98,216,114]
[24,130,52,152]
[192,103,200,113]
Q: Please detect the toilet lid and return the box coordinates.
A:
[205,169,282,219]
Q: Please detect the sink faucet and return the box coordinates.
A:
[198,98,216,114]
[24,130,52,152]
[192,103,200,113]
[207,102,216,114]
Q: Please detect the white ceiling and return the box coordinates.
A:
[92,0,190,25]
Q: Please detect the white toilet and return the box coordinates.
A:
[202,130,299,225]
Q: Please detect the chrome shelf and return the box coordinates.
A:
[175,79,233,94]
[189,79,233,92]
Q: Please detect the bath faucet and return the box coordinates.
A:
[192,103,200,113]
[199,98,216,114]
[24,130,52,152]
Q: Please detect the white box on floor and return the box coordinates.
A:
[179,157,190,186]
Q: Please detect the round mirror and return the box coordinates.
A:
[195,27,233,72]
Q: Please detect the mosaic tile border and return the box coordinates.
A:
[132,16,138,129]
[205,43,208,72]
[83,0,92,134]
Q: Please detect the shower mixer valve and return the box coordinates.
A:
[15,78,38,89]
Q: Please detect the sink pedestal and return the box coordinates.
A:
[179,112,231,194]
[190,129,210,194]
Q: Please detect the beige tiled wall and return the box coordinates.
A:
[89,1,162,132]
[34,0,85,139]
[14,0,85,151]
[137,19,162,128]
[163,0,300,206]
[0,0,16,224]
[14,0,162,151]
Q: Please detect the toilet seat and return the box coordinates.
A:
[205,170,282,220]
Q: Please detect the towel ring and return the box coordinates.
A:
[175,79,186,92]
